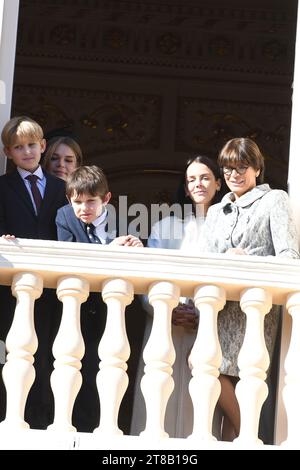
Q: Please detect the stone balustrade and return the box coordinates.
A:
[0,238,300,449]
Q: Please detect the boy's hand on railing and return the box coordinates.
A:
[1,234,16,240]
[110,235,143,247]
[124,235,143,247]
[172,303,199,331]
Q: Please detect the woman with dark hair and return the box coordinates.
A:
[176,155,224,210]
[147,155,223,249]
[130,154,223,438]
[200,137,299,441]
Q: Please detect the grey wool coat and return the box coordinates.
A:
[200,184,299,377]
[201,184,299,258]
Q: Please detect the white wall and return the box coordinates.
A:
[0,0,19,175]
[275,3,300,446]
[288,2,300,240]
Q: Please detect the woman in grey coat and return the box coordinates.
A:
[200,137,299,441]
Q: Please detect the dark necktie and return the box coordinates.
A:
[86,223,101,243]
[26,174,42,213]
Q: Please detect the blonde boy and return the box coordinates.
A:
[0,116,67,429]
[0,115,67,239]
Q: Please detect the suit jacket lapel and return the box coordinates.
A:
[40,172,57,217]
[8,170,36,215]
[79,219,91,243]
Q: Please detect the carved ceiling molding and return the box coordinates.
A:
[176,96,291,188]
[20,0,296,21]
[108,168,182,207]
[12,84,161,154]
[16,0,297,79]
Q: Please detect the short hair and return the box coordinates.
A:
[1,116,44,147]
[43,136,83,170]
[218,137,265,183]
[66,165,109,199]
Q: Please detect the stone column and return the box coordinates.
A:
[0,0,20,174]
[1,272,43,429]
[189,285,226,440]
[281,292,300,448]
[140,281,180,439]
[235,287,272,445]
[94,278,133,436]
[48,276,89,432]
[288,0,300,238]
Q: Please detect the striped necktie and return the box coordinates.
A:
[26,174,42,213]
[86,223,101,243]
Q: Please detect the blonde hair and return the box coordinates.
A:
[43,136,83,171]
[1,116,44,147]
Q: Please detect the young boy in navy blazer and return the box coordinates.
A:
[56,165,142,247]
[0,116,68,429]
[56,165,142,432]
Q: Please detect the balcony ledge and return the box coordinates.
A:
[0,428,281,450]
[0,237,299,303]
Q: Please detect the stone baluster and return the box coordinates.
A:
[1,272,43,429]
[48,276,89,432]
[94,278,133,435]
[235,287,272,445]
[282,292,300,448]
[188,285,226,440]
[140,281,180,439]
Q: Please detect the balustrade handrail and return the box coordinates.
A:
[0,237,299,447]
[0,238,299,303]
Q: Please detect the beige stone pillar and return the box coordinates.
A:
[0,0,20,174]
[1,272,43,429]
[189,285,226,440]
[48,276,89,432]
[281,292,300,448]
[94,278,133,436]
[140,281,180,439]
[235,288,272,445]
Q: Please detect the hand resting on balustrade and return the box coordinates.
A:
[172,301,199,331]
[1,234,16,240]
[110,234,143,247]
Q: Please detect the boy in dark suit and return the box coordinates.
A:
[0,116,68,429]
[0,116,67,240]
[56,165,143,432]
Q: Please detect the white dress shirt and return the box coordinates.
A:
[91,208,108,244]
